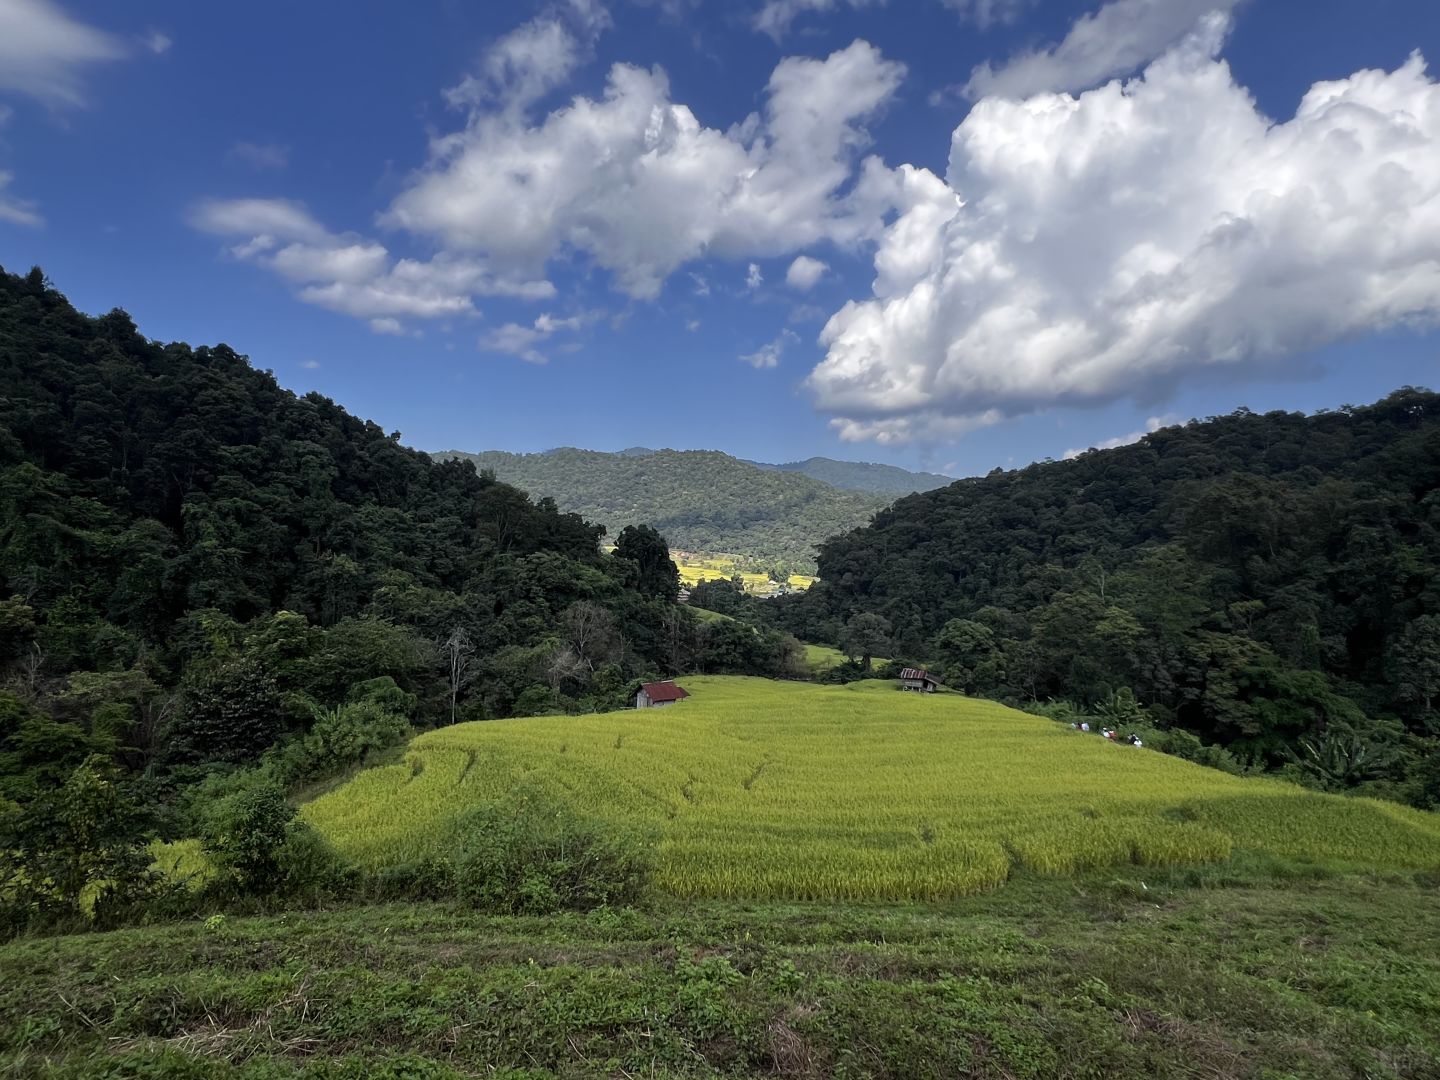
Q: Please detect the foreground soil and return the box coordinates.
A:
[2,858,1438,1079]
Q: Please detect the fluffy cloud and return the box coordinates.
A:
[481,311,594,364]
[444,0,610,113]
[785,254,828,290]
[189,197,552,331]
[0,169,42,227]
[143,30,171,55]
[808,18,1440,443]
[964,0,1245,99]
[1062,414,1178,460]
[0,0,125,107]
[741,328,799,369]
[383,39,904,299]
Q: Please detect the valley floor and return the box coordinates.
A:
[3,858,1438,1079]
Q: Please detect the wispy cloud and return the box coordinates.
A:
[0,0,127,107]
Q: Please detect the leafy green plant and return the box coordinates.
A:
[449,789,653,914]
[200,779,345,899]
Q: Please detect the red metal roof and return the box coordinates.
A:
[641,681,690,702]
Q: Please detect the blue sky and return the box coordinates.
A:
[1,0,1438,476]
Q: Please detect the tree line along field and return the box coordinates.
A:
[302,677,1440,902]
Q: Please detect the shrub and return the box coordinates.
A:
[0,755,164,934]
[449,790,653,914]
[268,700,411,784]
[168,657,284,764]
[200,778,345,900]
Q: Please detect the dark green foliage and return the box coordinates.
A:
[778,389,1440,799]
[265,700,411,786]
[0,690,116,801]
[199,779,344,900]
[0,755,159,927]
[448,791,654,914]
[611,524,681,602]
[169,657,283,764]
[440,447,893,569]
[841,612,891,671]
[688,575,748,616]
[0,267,811,844]
[934,618,1003,693]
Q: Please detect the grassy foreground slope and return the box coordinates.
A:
[6,866,1439,1078]
[305,678,1440,900]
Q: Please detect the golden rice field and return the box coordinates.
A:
[303,677,1440,901]
[673,554,816,592]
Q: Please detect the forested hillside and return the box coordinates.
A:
[748,455,953,493]
[0,264,804,807]
[436,447,893,568]
[774,391,1440,806]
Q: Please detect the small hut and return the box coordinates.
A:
[898,668,942,693]
[636,681,690,709]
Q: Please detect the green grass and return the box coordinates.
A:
[302,677,1440,900]
[799,643,890,674]
[4,865,1439,1078]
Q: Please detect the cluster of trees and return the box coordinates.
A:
[439,447,894,570]
[0,266,802,930]
[772,390,1440,807]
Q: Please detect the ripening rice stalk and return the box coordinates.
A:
[299,676,1440,900]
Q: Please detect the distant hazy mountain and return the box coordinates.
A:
[433,447,899,568]
[747,456,953,494]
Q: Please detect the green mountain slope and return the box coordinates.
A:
[748,455,953,493]
[434,447,893,567]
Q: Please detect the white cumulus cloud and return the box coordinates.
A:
[383,39,904,299]
[741,328,799,369]
[785,254,828,290]
[807,17,1440,443]
[964,0,1246,100]
[481,311,595,364]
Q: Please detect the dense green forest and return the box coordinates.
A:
[746,455,953,493]
[762,390,1440,807]
[436,447,897,568]
[0,265,811,928]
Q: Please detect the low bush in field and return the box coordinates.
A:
[198,779,348,902]
[451,791,654,913]
[367,792,654,913]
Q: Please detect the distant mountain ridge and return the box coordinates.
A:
[746,456,953,494]
[431,446,938,567]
